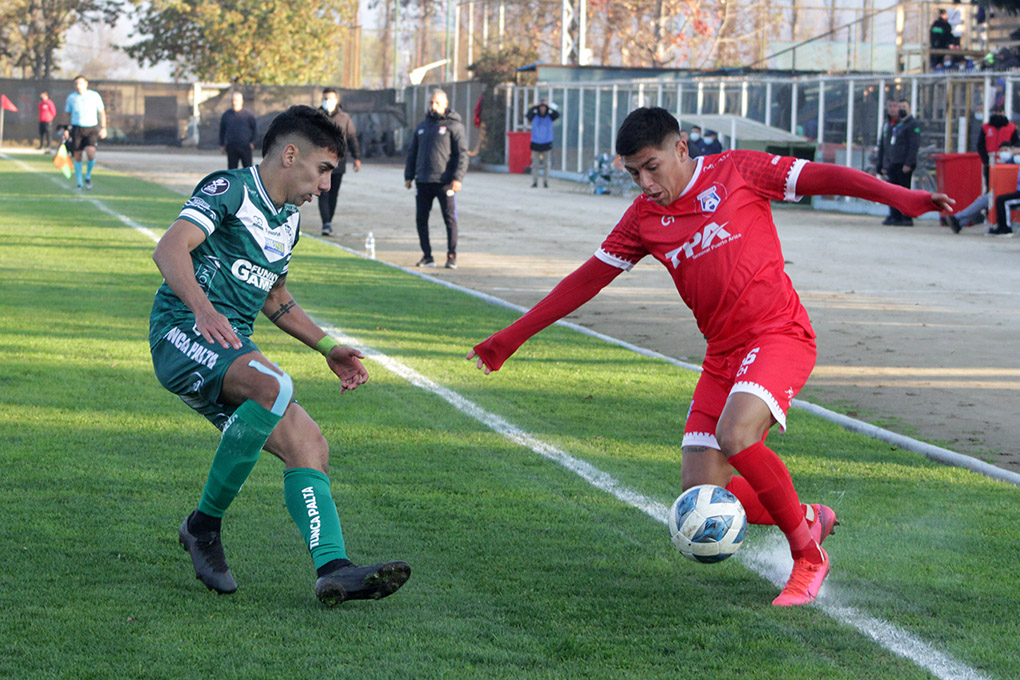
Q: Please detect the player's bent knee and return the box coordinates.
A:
[248,360,293,416]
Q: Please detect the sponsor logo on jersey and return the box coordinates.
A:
[163,327,220,370]
[184,196,213,212]
[200,177,230,196]
[661,216,675,227]
[664,221,736,267]
[231,258,279,292]
[264,238,285,257]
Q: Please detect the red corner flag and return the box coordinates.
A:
[0,94,17,112]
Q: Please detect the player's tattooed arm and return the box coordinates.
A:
[268,299,296,322]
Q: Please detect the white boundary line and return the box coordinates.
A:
[0,152,993,680]
[314,237,1020,489]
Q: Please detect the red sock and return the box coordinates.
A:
[728,442,821,563]
[728,476,814,527]
[725,476,774,525]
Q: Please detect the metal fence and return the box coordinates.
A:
[404,72,1018,190]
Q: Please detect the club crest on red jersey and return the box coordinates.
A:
[697,185,726,213]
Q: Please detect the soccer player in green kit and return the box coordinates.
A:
[149,105,410,606]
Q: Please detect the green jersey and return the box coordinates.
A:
[149,166,301,345]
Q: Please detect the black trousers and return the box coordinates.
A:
[885,166,913,220]
[226,144,253,169]
[994,190,1020,231]
[415,182,457,258]
[38,121,51,148]
[317,171,345,225]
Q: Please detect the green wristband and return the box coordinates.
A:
[316,336,340,357]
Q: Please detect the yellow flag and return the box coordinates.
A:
[53,143,72,179]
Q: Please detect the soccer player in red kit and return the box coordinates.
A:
[467,107,954,607]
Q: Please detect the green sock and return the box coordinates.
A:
[283,467,347,569]
[196,399,281,518]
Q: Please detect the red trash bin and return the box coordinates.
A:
[933,152,982,218]
[506,130,531,174]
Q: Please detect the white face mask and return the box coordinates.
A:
[323,98,337,113]
[690,132,700,141]
[1000,151,1013,163]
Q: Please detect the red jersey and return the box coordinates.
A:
[38,98,56,123]
[596,150,814,353]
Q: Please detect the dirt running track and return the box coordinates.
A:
[99,149,1020,474]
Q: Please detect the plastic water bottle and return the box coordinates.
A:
[365,231,376,260]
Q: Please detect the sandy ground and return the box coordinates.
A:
[96,148,1020,473]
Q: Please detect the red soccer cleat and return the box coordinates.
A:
[773,546,830,607]
[805,503,839,546]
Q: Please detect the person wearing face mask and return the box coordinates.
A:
[978,107,1019,188]
[701,129,723,155]
[687,125,704,158]
[317,88,361,236]
[877,99,921,226]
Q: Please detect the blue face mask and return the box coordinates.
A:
[690,132,701,141]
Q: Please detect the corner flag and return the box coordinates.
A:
[0,94,16,148]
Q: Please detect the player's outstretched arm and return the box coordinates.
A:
[262,278,368,393]
[795,161,955,216]
[468,256,623,373]
[153,219,241,350]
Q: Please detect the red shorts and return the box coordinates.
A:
[682,331,816,450]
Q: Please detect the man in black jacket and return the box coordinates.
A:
[929,10,955,70]
[877,99,921,226]
[318,88,361,236]
[219,92,258,169]
[405,88,468,269]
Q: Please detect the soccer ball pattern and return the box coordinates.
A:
[668,484,747,563]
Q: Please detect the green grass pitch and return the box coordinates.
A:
[1,153,1017,680]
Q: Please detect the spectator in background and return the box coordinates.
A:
[930,10,955,70]
[404,88,468,269]
[61,75,106,191]
[526,98,560,188]
[219,91,258,169]
[701,129,723,155]
[978,106,1019,187]
[877,99,921,226]
[687,125,704,158]
[317,88,360,236]
[992,149,1020,235]
[38,91,56,151]
[947,144,1016,233]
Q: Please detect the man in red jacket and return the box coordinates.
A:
[468,107,953,607]
[38,91,57,150]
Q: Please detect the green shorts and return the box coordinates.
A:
[151,323,259,430]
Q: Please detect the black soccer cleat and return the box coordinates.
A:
[179,511,237,594]
[314,559,411,607]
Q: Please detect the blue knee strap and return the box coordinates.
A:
[248,360,293,416]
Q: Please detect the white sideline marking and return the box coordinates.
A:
[2,152,991,680]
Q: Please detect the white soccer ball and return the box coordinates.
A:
[668,484,747,563]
